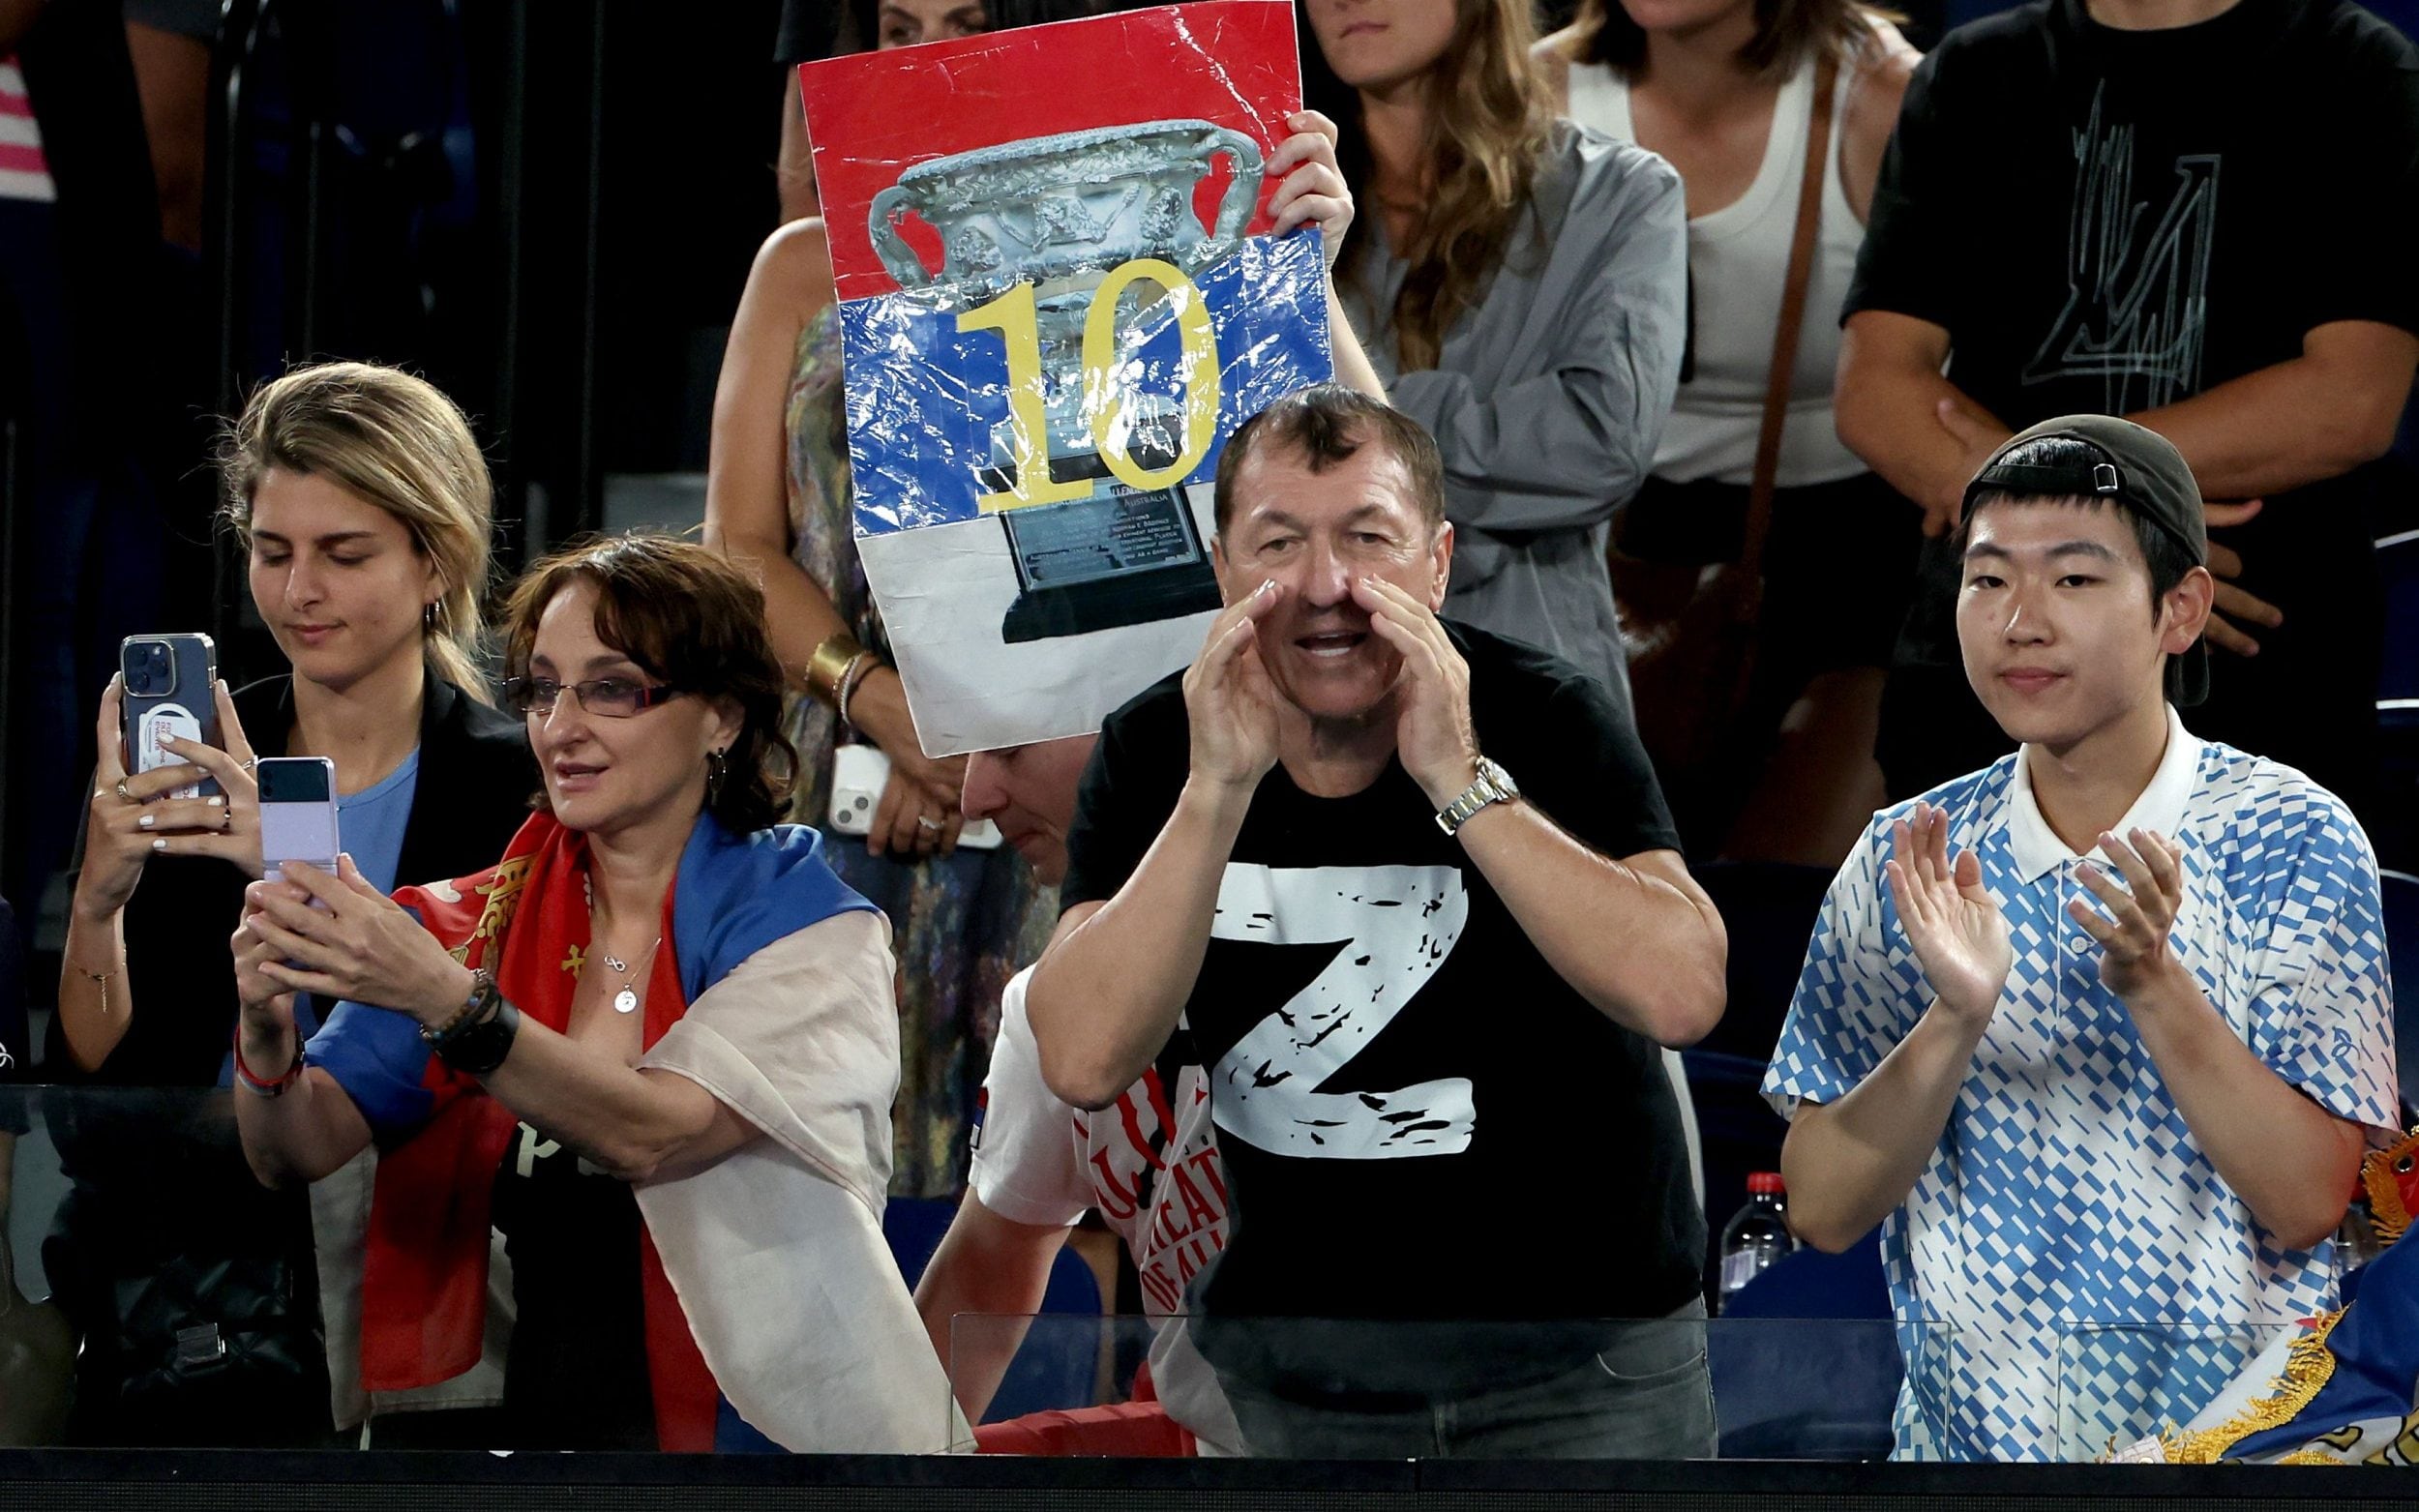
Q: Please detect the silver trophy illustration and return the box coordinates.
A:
[870,119,1260,642]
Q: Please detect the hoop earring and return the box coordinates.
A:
[423,602,439,632]
[706,747,729,802]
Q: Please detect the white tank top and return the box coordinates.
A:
[1567,44,1867,487]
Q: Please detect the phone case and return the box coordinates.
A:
[257,758,342,886]
[119,634,222,799]
[827,744,1001,848]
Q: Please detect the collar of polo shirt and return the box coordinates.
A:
[2005,704,2203,884]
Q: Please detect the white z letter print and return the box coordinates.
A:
[1209,863,1471,1161]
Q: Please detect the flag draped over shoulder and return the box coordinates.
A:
[307,810,961,1452]
[2125,1133,2419,1466]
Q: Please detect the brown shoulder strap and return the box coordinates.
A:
[1738,50,1840,585]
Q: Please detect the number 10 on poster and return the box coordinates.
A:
[956,256,1220,513]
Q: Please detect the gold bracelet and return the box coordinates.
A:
[69,953,121,1015]
[835,652,880,732]
[805,633,868,706]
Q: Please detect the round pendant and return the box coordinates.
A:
[613,987,640,1015]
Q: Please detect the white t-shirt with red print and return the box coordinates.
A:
[970,969,1239,1452]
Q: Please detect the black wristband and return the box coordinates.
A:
[433,997,521,1077]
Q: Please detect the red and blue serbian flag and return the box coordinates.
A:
[305,811,957,1452]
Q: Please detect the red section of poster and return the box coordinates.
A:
[798,0,1302,301]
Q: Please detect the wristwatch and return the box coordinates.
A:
[1435,756,1520,837]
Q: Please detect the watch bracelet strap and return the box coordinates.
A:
[1436,764,1505,836]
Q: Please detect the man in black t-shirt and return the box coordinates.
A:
[1837,0,2419,833]
[1029,385,1726,1460]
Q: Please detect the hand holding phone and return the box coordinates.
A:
[830,744,1000,851]
[75,671,263,920]
[242,848,472,1024]
[119,635,223,800]
[257,757,342,896]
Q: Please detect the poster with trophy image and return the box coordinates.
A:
[796,0,1331,756]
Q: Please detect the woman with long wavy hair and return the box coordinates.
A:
[1540,0,1922,865]
[1302,0,1689,711]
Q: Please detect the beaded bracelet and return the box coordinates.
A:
[419,968,500,1047]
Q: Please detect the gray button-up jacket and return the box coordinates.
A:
[1348,121,1688,709]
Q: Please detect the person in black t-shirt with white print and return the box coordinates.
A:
[1029,384,1727,1461]
[1837,0,2419,840]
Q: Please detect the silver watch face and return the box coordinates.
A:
[1477,756,1518,800]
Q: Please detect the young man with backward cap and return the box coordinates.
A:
[1766,415,2399,1462]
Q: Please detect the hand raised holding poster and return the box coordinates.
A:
[798,1,1334,756]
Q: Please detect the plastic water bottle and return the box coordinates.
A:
[1717,1171,1797,1313]
[2338,1170,2384,1271]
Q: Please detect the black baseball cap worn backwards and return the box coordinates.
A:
[1959,413,2211,708]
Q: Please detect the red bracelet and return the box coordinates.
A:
[232,1027,303,1097]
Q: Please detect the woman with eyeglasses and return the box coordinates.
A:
[40,362,533,1449]
[227,534,948,1453]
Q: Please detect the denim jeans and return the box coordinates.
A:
[1221,1297,1717,1460]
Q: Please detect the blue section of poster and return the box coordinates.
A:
[839,226,1331,538]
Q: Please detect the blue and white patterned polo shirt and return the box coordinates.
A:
[1764,709,2399,1462]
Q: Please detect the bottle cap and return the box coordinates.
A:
[1747,1171,1785,1196]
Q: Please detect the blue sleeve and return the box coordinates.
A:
[304,998,440,1135]
[2244,795,2400,1134]
[1763,819,1927,1115]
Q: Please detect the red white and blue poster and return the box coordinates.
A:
[798,0,1329,755]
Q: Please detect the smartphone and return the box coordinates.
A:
[119,634,222,799]
[829,743,1000,849]
[257,757,342,888]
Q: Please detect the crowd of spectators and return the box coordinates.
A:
[0,0,2414,1468]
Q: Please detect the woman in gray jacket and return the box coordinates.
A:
[1300,0,1687,709]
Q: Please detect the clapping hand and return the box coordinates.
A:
[1184,579,1284,791]
[1883,801,2014,1024]
[1351,576,1479,810]
[2070,827,2188,1002]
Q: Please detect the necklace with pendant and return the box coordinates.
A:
[600,936,662,1015]
[583,874,661,1015]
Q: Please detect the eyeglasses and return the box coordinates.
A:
[503,675,683,720]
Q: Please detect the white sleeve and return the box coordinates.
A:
[967,970,1091,1230]
[641,908,900,1211]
